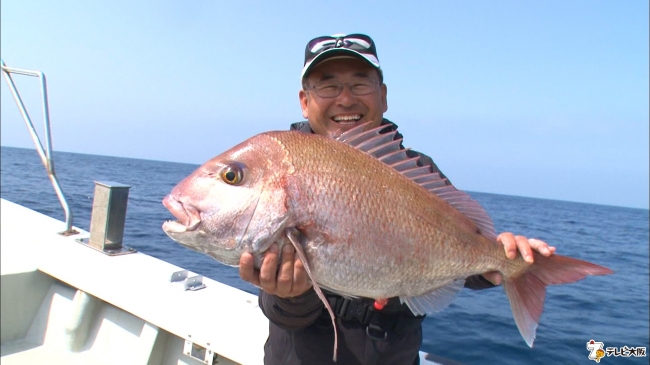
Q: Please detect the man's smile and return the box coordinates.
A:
[333,114,363,124]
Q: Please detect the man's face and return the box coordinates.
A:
[299,57,388,136]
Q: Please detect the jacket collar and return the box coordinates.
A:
[290,119,401,136]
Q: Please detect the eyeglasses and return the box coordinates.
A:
[306,79,379,98]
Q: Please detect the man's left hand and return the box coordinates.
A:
[482,233,556,285]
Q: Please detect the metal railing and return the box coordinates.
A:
[1,59,77,235]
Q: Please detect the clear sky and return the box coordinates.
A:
[1,1,648,209]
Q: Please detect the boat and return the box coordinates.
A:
[0,60,446,364]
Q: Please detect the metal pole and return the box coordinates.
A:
[1,59,76,235]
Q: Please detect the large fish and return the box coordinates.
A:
[162,124,612,360]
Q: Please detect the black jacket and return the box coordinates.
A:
[259,119,495,365]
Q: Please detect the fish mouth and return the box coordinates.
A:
[162,194,201,233]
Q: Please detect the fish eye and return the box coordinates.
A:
[220,165,243,185]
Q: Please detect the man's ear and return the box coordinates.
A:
[381,83,388,113]
[299,89,309,119]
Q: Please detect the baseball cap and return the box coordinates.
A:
[301,33,381,79]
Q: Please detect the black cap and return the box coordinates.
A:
[301,33,381,79]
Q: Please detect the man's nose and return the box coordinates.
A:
[335,84,357,105]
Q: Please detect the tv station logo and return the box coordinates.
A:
[586,339,647,362]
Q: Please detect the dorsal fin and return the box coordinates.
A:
[335,123,496,240]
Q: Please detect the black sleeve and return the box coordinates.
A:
[464,274,497,290]
[258,288,324,330]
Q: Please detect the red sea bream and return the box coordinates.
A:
[162,124,613,360]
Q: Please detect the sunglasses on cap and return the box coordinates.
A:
[301,33,381,79]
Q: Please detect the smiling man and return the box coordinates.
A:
[239,33,555,365]
[299,61,386,135]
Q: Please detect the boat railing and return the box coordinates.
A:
[1,59,77,235]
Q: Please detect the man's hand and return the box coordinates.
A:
[239,243,312,298]
[482,233,557,285]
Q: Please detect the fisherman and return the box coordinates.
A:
[239,33,557,365]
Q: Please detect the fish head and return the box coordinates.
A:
[162,134,292,267]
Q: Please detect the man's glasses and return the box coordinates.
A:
[306,79,379,98]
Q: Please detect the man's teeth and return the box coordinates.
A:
[334,115,362,123]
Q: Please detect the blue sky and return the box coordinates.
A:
[1,1,648,209]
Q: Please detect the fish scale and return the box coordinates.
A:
[276,131,493,297]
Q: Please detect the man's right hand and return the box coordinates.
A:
[239,243,312,298]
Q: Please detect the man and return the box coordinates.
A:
[239,33,556,365]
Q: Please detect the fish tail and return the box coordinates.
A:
[502,254,613,347]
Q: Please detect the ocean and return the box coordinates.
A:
[1,145,648,365]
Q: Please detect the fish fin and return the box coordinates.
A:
[503,254,613,347]
[335,122,497,240]
[284,227,339,362]
[401,278,465,316]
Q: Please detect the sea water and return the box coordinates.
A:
[1,146,648,365]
